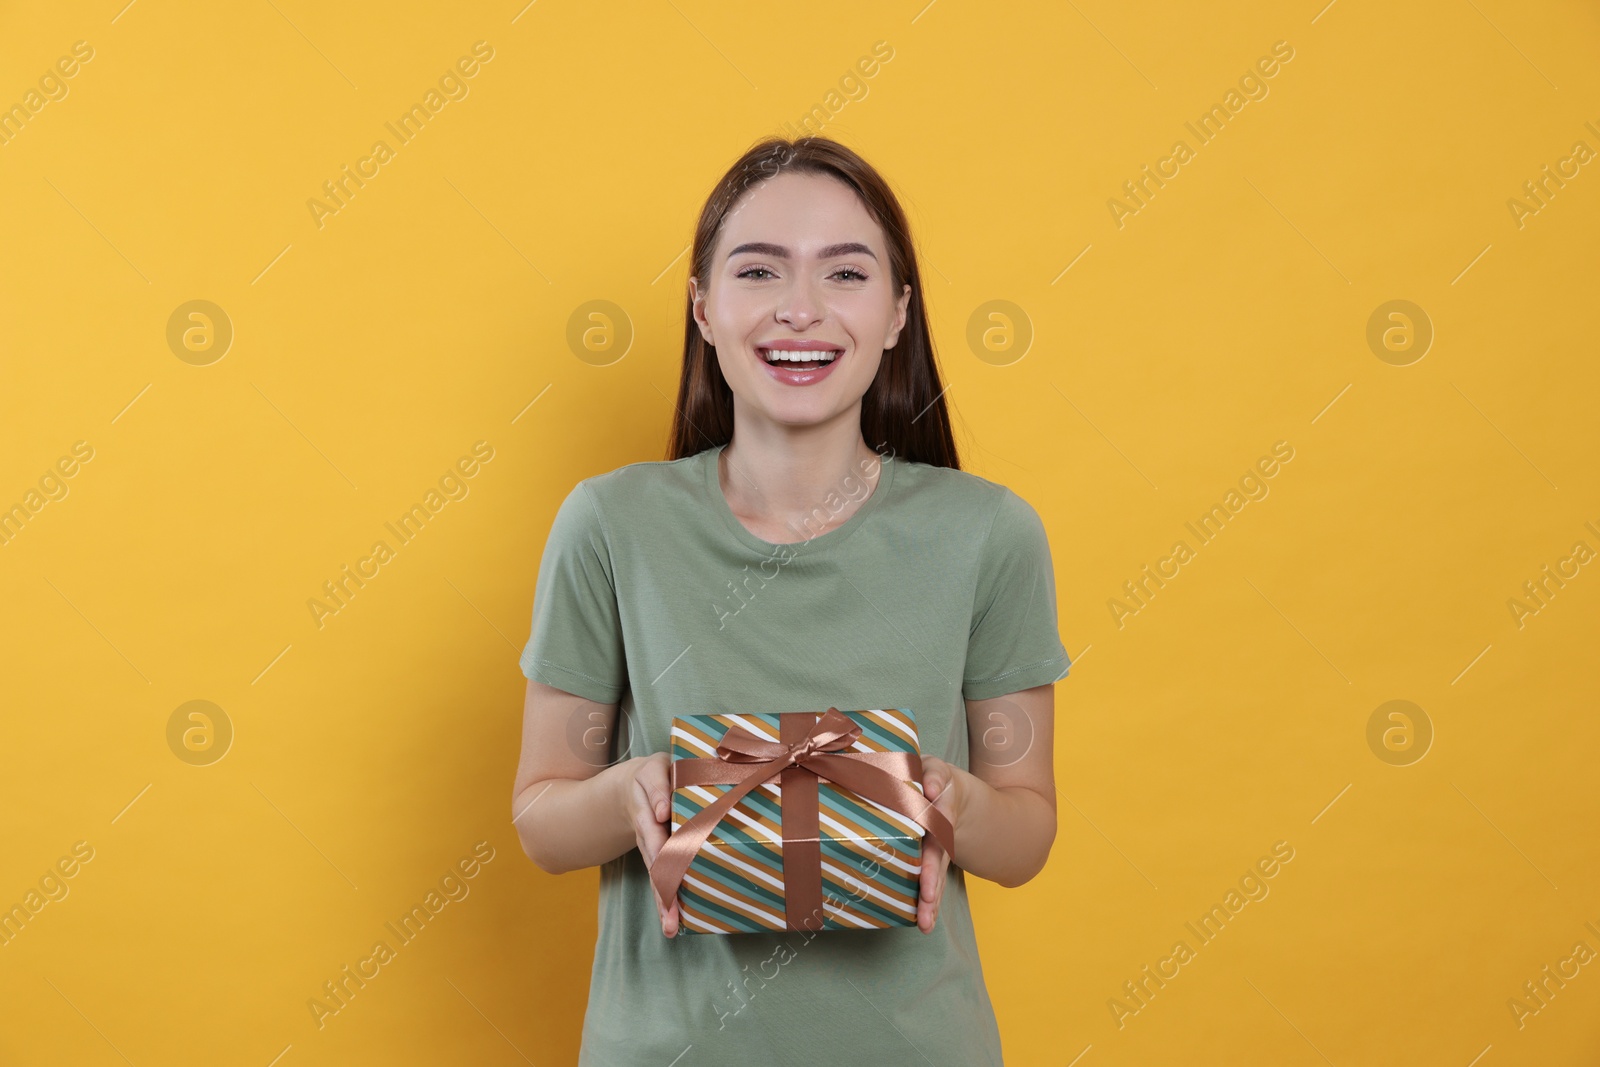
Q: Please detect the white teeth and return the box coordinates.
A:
[761,349,840,363]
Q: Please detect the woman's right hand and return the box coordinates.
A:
[622,752,681,937]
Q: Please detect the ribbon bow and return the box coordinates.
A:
[649,708,956,934]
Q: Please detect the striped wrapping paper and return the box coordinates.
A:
[667,708,928,935]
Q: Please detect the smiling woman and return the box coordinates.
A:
[670,141,947,466]
[512,136,1070,1067]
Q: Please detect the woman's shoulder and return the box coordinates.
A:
[572,448,711,510]
[893,455,1031,521]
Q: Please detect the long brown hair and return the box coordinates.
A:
[665,136,961,469]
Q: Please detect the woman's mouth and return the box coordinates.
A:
[756,346,844,385]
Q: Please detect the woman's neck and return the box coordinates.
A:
[717,423,885,543]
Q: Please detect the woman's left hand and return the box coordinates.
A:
[915,755,967,934]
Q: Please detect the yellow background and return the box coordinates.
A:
[3,1,1597,1063]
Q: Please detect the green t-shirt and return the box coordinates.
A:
[521,442,1070,1066]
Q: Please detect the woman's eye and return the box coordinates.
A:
[734,265,868,281]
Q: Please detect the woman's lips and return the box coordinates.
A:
[756,346,844,386]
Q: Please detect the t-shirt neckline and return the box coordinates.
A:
[702,442,896,556]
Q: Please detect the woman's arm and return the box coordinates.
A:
[939,682,1059,889]
[510,678,648,875]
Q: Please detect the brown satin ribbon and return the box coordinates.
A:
[649,708,956,934]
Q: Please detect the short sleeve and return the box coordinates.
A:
[519,482,628,704]
[962,489,1071,700]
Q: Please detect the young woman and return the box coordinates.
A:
[512,136,1070,1065]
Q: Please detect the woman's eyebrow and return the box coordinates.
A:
[726,241,878,261]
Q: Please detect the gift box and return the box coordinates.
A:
[648,707,955,935]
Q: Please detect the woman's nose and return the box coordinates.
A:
[776,279,823,326]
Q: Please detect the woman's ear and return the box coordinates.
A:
[688,275,715,345]
[883,282,912,350]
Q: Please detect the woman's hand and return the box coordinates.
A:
[621,753,681,938]
[915,755,969,934]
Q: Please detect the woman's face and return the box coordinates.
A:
[690,171,912,434]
